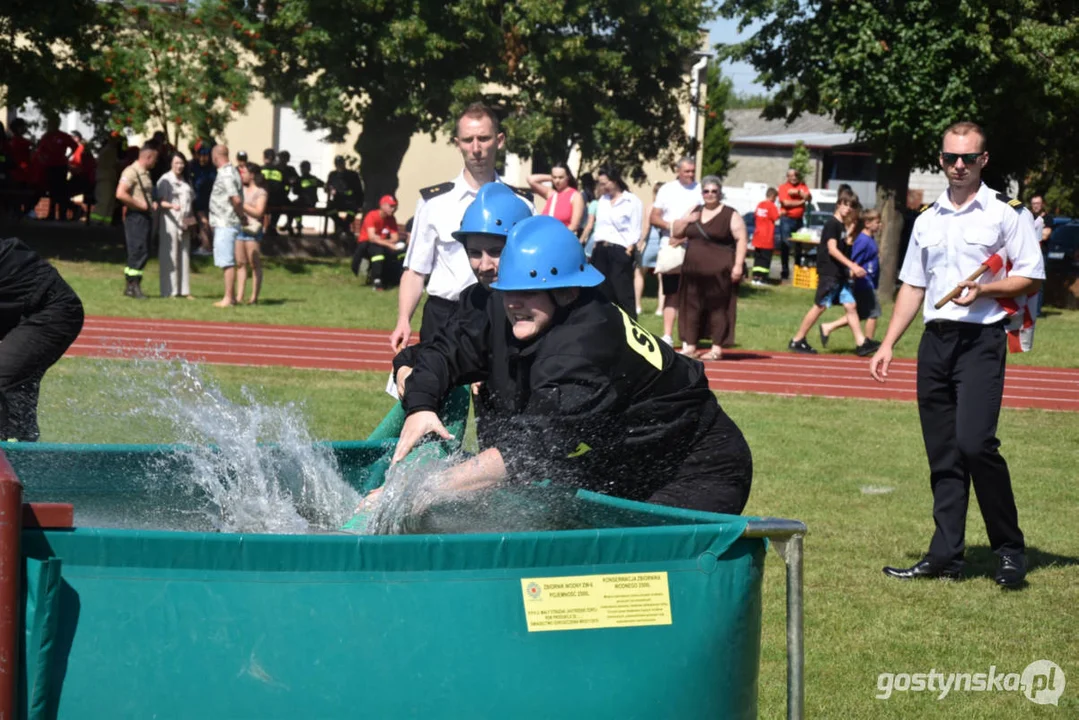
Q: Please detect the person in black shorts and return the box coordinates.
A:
[0,238,84,441]
[787,194,880,356]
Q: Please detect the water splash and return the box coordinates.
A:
[51,353,360,534]
[363,445,588,536]
[145,359,361,534]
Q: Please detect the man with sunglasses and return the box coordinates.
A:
[870,122,1044,589]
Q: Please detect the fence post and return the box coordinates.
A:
[0,451,23,720]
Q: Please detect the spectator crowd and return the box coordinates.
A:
[1,109,1051,358]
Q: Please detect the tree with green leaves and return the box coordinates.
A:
[716,0,1079,296]
[701,61,734,179]
[0,0,101,116]
[88,2,267,148]
[789,141,811,183]
[255,0,713,208]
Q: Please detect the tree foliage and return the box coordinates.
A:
[789,141,811,182]
[701,61,734,179]
[89,2,267,148]
[716,0,1079,293]
[0,0,101,114]
[256,0,714,203]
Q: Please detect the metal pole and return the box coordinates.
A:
[786,533,804,720]
[0,451,23,720]
[742,519,806,720]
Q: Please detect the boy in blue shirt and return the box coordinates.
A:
[820,209,881,343]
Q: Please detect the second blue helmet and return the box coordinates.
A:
[451,183,533,242]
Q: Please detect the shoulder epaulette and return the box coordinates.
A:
[996,192,1025,214]
[508,184,534,203]
[420,182,455,201]
[918,203,935,214]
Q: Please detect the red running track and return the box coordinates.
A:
[66,315,1079,412]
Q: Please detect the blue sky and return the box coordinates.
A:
[706,16,766,96]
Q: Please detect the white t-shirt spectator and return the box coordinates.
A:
[654,179,703,239]
[593,192,643,249]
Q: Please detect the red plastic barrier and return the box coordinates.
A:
[0,451,22,720]
[22,503,74,529]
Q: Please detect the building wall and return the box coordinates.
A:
[725,146,824,189]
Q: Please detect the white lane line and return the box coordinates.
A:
[75,329,394,351]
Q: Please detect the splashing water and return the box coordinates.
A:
[145,359,361,534]
[363,444,589,536]
[53,353,361,534]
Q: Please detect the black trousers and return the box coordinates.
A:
[419,295,458,343]
[917,320,1024,562]
[45,166,69,220]
[0,273,84,441]
[124,211,153,275]
[591,242,636,319]
[352,242,404,286]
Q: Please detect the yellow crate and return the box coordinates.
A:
[793,265,818,289]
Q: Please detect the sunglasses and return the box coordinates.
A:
[702,188,721,195]
[940,152,983,165]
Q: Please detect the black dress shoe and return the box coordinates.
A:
[882,558,963,581]
[994,553,1027,588]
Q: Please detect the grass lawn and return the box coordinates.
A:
[14,221,1079,367]
[36,356,1079,718]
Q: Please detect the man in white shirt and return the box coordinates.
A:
[591,166,643,318]
[871,121,1045,588]
[390,104,531,351]
[651,156,703,241]
[650,157,702,336]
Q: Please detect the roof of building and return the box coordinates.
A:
[726,109,859,149]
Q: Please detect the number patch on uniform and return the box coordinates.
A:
[615,307,663,370]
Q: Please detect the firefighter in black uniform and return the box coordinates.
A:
[0,237,84,441]
[277,151,300,236]
[326,156,364,240]
[369,215,753,514]
[291,160,324,235]
[260,149,287,237]
[392,182,533,448]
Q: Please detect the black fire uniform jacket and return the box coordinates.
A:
[0,238,85,440]
[401,288,729,501]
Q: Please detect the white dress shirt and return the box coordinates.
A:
[653,179,703,239]
[403,172,508,301]
[899,183,1046,324]
[593,191,643,248]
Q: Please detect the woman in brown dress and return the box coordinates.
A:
[671,175,748,360]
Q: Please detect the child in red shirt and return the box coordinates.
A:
[751,188,780,285]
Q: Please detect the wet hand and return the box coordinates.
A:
[391,411,454,465]
[356,487,384,512]
[952,280,981,306]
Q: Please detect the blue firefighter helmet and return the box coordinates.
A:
[491,215,606,291]
[451,183,533,242]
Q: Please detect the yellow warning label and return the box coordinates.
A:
[520,572,672,632]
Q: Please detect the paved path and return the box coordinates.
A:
[66,315,1079,412]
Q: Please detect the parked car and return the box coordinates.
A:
[1046,220,1079,273]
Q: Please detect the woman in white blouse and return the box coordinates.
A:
[155,152,195,298]
[590,165,643,318]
